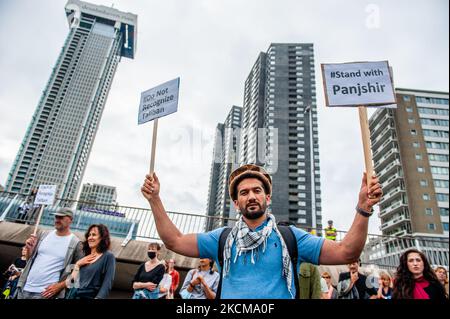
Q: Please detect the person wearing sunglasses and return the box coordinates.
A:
[321,272,337,299]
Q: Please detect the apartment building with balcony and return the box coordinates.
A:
[367,88,449,268]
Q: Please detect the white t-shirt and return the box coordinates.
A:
[320,277,329,293]
[158,273,172,299]
[24,230,74,293]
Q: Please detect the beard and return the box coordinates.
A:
[241,202,267,220]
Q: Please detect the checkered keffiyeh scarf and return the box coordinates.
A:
[223,213,294,298]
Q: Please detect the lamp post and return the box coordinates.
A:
[304,105,317,233]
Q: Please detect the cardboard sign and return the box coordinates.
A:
[138,78,180,124]
[321,61,396,107]
[34,185,57,205]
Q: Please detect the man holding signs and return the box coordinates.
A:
[137,68,386,298]
[141,166,382,298]
[15,207,83,299]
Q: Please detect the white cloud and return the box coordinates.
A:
[0,0,448,236]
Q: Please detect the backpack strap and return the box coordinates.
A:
[277,225,300,299]
[215,227,232,300]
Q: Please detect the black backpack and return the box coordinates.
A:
[215,225,299,299]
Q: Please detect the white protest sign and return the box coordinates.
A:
[321,61,396,107]
[34,185,57,205]
[138,77,180,124]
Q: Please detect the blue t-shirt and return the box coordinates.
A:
[197,221,325,299]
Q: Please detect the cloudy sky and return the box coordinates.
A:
[0,0,448,235]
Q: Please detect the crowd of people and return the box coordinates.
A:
[1,164,448,300]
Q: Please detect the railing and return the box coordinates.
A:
[380,199,405,216]
[371,124,395,150]
[363,236,449,270]
[379,185,405,205]
[380,213,410,231]
[0,191,448,270]
[374,147,399,170]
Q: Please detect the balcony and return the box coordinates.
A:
[380,214,410,231]
[381,172,403,189]
[370,112,393,136]
[388,229,409,237]
[372,124,395,150]
[369,110,392,133]
[378,159,401,178]
[374,148,399,171]
[379,185,405,206]
[372,135,397,159]
[379,199,407,217]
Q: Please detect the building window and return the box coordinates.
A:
[413,142,420,148]
[420,180,428,187]
[422,194,430,201]
[443,223,449,232]
[427,223,436,230]
[440,208,449,216]
[431,166,449,175]
[406,107,413,113]
[436,193,449,202]
[426,142,449,150]
[417,167,425,173]
[403,96,411,102]
[408,118,415,124]
[415,154,422,160]
[425,208,433,215]
[434,180,449,188]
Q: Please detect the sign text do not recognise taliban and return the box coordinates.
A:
[34,185,57,206]
[321,61,396,107]
[138,77,180,124]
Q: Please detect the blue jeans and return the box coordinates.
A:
[132,288,160,299]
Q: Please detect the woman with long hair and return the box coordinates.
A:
[66,224,116,299]
[434,266,449,298]
[392,249,446,300]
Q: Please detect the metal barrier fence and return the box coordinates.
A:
[0,191,448,270]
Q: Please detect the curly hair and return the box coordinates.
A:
[82,224,111,255]
[392,248,442,299]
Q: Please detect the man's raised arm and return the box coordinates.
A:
[319,173,383,265]
[141,173,199,257]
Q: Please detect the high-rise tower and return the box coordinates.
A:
[370,89,449,238]
[206,106,242,230]
[238,43,322,229]
[6,0,137,200]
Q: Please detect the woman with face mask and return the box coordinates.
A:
[131,242,165,299]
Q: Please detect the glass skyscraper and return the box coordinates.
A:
[238,43,322,228]
[5,0,137,201]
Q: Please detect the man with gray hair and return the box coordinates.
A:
[16,207,83,299]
